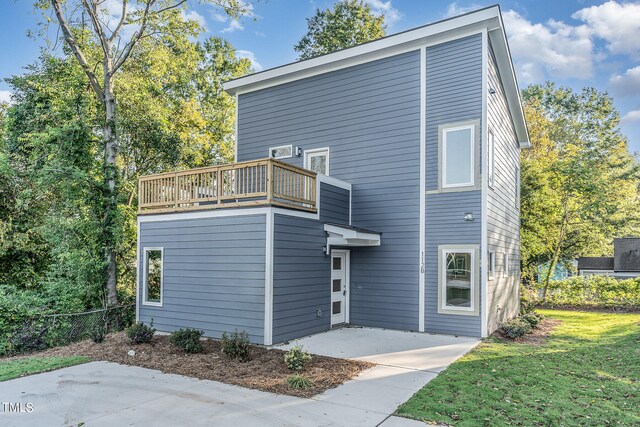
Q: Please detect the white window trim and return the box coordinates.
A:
[442,124,475,188]
[503,252,509,278]
[304,147,330,176]
[438,245,480,316]
[269,144,292,159]
[488,251,495,281]
[142,247,164,307]
[488,130,495,189]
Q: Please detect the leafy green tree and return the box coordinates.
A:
[520,83,640,295]
[39,0,249,304]
[294,0,386,60]
[2,10,251,307]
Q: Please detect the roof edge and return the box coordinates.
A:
[224,5,501,93]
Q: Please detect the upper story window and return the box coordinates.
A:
[304,148,329,176]
[143,247,163,306]
[269,145,292,159]
[488,130,495,188]
[440,123,476,189]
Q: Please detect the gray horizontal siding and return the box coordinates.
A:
[487,42,521,333]
[320,182,350,225]
[238,50,421,332]
[138,214,266,344]
[426,34,483,192]
[425,34,483,337]
[272,214,330,343]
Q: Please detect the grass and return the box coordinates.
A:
[396,310,640,426]
[0,356,90,381]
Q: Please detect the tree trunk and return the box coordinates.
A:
[103,72,118,306]
[542,206,569,300]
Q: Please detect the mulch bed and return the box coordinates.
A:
[494,318,562,346]
[14,332,373,398]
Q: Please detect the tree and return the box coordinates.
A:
[294,0,386,60]
[520,83,640,295]
[39,0,249,305]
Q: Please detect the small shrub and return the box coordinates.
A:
[284,346,312,371]
[499,318,532,339]
[287,374,313,389]
[221,330,251,361]
[90,323,107,343]
[126,321,155,344]
[170,328,204,353]
[521,312,544,328]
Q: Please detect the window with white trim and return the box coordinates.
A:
[304,148,329,176]
[442,125,474,188]
[488,130,495,188]
[143,248,163,305]
[438,246,479,315]
[269,145,292,159]
[503,252,509,278]
[488,251,495,280]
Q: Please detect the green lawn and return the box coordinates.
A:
[396,310,640,426]
[0,356,90,381]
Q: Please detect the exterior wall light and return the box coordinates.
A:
[464,212,474,221]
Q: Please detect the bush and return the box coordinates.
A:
[287,374,313,389]
[221,330,251,361]
[538,276,640,309]
[521,312,544,328]
[90,323,107,343]
[126,321,155,344]
[284,346,312,371]
[499,318,532,339]
[170,328,204,353]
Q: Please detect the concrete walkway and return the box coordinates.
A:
[0,328,478,426]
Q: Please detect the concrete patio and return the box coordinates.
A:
[0,327,478,426]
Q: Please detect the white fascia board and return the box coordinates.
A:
[224,6,500,95]
[324,224,381,243]
[488,24,530,148]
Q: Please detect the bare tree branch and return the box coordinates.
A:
[50,0,104,101]
[81,0,110,59]
[112,0,156,74]
[109,0,128,42]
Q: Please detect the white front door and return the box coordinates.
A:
[331,250,348,326]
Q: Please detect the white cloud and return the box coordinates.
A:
[212,13,228,23]
[444,2,485,18]
[221,19,244,33]
[572,1,640,56]
[610,66,640,96]
[181,10,207,30]
[0,90,12,104]
[622,109,640,123]
[236,50,262,71]
[365,0,402,27]
[502,10,594,82]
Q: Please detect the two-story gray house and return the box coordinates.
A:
[135,5,529,345]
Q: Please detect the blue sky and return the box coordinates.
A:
[1,1,639,152]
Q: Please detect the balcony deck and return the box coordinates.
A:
[138,158,317,215]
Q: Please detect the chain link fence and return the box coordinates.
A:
[5,304,135,355]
